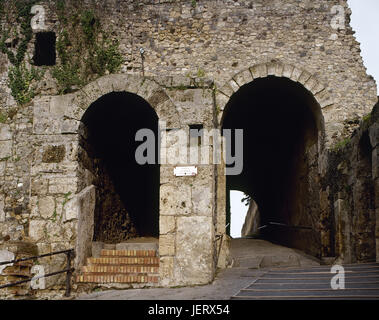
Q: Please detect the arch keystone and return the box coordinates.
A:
[250,63,267,79]
[266,61,278,76]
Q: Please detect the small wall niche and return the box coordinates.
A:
[33,32,56,66]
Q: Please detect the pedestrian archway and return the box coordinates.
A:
[222,76,324,257]
[79,91,160,243]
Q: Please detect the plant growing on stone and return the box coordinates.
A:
[53,2,123,94]
[0,0,46,105]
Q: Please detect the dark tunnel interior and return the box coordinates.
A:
[81,92,160,241]
[222,76,321,251]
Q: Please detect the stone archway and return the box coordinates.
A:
[216,62,327,262]
[80,91,160,242]
[53,74,181,268]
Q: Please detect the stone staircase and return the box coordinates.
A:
[76,241,159,286]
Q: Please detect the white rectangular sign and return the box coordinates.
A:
[174,166,198,177]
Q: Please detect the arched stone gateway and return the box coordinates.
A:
[215,63,328,266]
[30,74,183,269]
[1,0,378,297]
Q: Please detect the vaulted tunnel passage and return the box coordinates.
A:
[222,76,323,257]
[80,92,160,243]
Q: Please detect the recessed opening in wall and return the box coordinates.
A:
[229,190,250,238]
[189,124,204,147]
[80,92,160,243]
[33,32,56,66]
[222,76,323,257]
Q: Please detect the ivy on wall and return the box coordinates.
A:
[0,0,123,102]
[0,0,44,105]
[53,0,123,94]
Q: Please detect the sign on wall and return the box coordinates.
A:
[174,166,198,177]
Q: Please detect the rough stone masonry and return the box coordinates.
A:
[0,0,378,297]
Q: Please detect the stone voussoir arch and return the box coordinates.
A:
[215,61,334,126]
[69,73,181,130]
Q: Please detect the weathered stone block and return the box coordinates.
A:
[250,63,267,79]
[159,234,175,256]
[48,177,78,194]
[63,185,96,222]
[160,215,176,235]
[49,94,75,117]
[0,141,12,159]
[38,196,55,219]
[29,219,47,241]
[159,256,174,287]
[75,185,96,268]
[233,69,253,87]
[228,79,239,92]
[0,250,15,275]
[298,71,312,85]
[291,67,303,81]
[282,64,294,79]
[219,83,234,97]
[174,216,214,286]
[160,184,192,216]
[215,92,229,112]
[0,124,12,141]
[192,186,212,216]
[31,177,49,195]
[171,75,191,88]
[42,145,65,163]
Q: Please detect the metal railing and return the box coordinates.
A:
[214,223,230,266]
[0,249,75,297]
[258,221,313,231]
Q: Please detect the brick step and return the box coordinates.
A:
[76,273,159,284]
[81,265,159,274]
[100,249,157,257]
[87,256,160,265]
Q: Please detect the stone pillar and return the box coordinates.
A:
[159,165,215,287]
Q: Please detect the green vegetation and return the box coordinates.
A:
[53,2,123,93]
[332,138,351,152]
[0,0,43,105]
[0,111,7,123]
[0,0,123,100]
[362,113,371,126]
[197,68,206,78]
[8,62,44,105]
[62,191,72,208]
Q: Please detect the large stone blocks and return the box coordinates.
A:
[174,216,215,286]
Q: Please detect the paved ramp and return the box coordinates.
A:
[232,263,379,300]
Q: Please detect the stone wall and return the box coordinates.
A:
[320,100,378,263]
[0,0,378,293]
